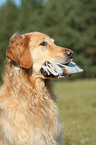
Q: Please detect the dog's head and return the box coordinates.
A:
[6,32,74,78]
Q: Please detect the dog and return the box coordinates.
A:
[0,32,74,145]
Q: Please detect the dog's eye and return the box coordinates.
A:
[40,41,47,46]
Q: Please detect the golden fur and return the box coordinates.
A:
[0,32,72,145]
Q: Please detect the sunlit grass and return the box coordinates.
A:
[54,79,96,145]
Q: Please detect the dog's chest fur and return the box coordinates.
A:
[0,66,63,145]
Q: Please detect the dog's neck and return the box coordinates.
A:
[3,61,56,103]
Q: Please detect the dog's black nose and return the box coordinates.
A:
[65,49,74,58]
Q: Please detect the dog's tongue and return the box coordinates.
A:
[40,61,83,79]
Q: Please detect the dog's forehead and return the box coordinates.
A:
[24,32,54,43]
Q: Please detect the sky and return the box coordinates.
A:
[0,0,21,6]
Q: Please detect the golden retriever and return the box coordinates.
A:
[0,32,74,145]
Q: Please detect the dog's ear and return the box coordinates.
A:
[6,34,32,69]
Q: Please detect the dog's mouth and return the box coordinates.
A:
[40,60,83,79]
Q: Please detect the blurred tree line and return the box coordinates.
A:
[0,0,96,82]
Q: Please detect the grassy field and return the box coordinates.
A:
[54,79,96,145]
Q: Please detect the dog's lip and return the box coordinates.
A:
[58,59,72,65]
[63,62,70,65]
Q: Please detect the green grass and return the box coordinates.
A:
[54,79,96,145]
